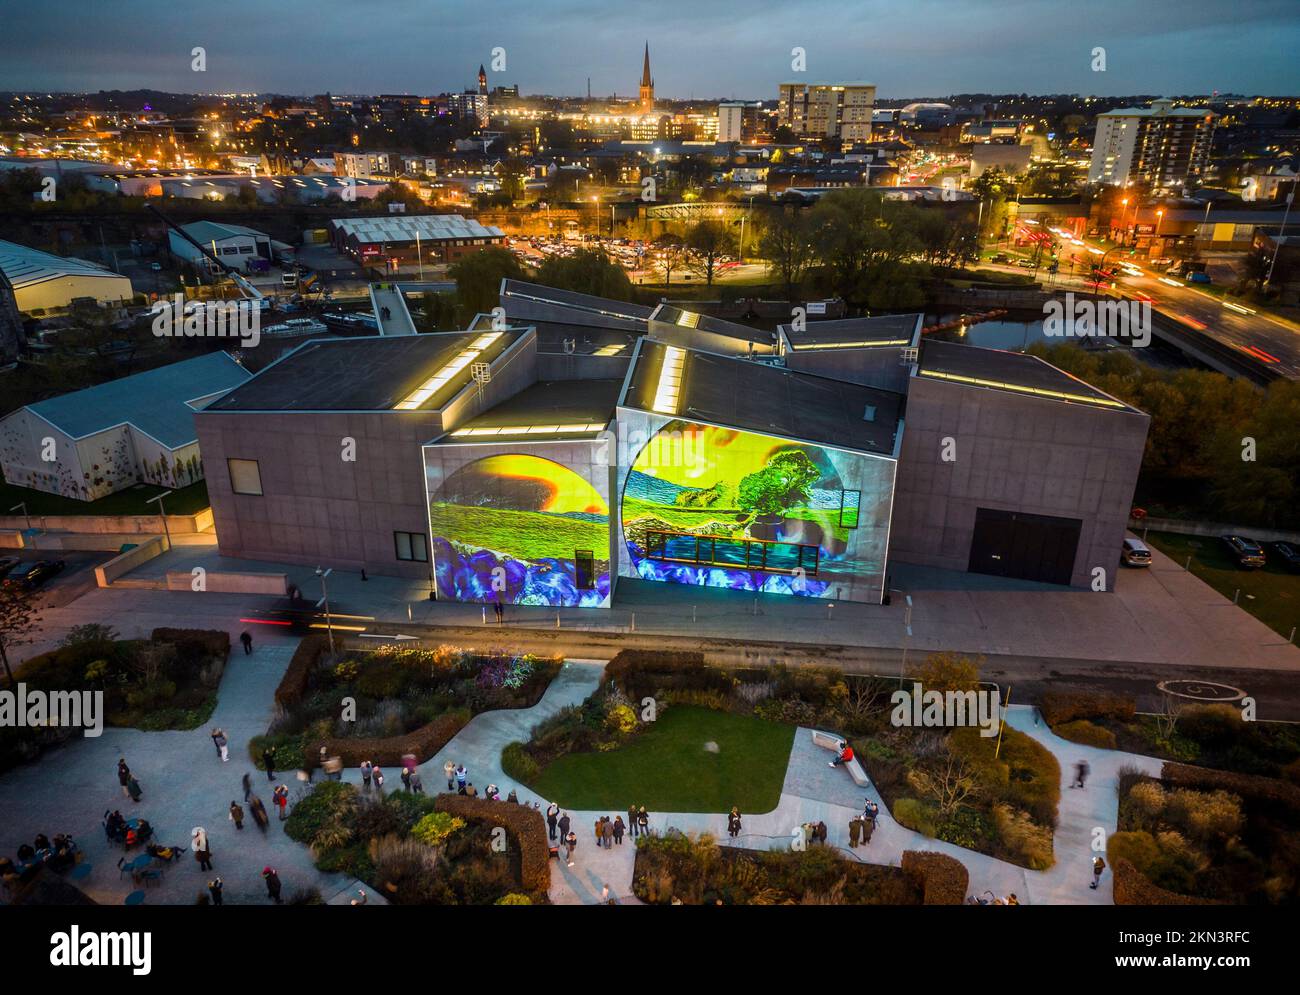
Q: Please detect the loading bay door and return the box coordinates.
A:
[967,508,1082,586]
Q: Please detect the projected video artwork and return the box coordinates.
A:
[621,420,892,600]
[428,453,610,607]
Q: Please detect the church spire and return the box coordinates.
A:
[641,42,652,88]
[638,42,654,113]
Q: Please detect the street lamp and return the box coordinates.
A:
[144,490,173,550]
[1265,190,1295,290]
[315,566,335,654]
[1154,208,1164,238]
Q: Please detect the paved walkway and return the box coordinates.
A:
[0,628,364,906]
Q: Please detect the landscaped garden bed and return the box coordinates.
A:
[285,780,549,904]
[855,655,1060,870]
[1,625,228,771]
[632,831,970,905]
[1040,690,1300,779]
[1110,762,1300,904]
[252,638,562,771]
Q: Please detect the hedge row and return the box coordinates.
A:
[320,710,471,768]
[149,628,231,660]
[900,850,969,905]
[1054,719,1118,750]
[274,634,331,711]
[433,793,550,894]
[1112,857,1222,906]
[603,649,720,700]
[1039,690,1135,727]
[1160,762,1300,811]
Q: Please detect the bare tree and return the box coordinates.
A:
[0,584,43,686]
[906,743,978,816]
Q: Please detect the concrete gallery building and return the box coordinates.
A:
[196,280,1148,603]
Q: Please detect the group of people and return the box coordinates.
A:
[103,809,153,849]
[592,814,626,847]
[1,831,80,888]
[848,799,880,848]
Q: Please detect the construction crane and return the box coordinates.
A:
[145,203,266,306]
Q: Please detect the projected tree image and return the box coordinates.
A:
[621,419,893,599]
[428,453,610,607]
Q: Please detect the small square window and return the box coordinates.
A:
[394,531,428,562]
[227,458,262,496]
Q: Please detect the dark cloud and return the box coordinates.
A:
[1,0,1295,96]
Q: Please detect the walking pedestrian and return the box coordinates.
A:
[229,801,244,830]
[565,830,577,867]
[360,760,372,789]
[273,784,289,820]
[127,773,142,803]
[1073,760,1091,789]
[242,772,251,802]
[613,815,625,844]
[546,803,559,841]
[727,807,742,839]
[410,771,423,794]
[262,746,276,781]
[191,827,212,871]
[208,877,224,906]
[214,728,229,763]
[1090,856,1106,890]
[627,804,638,838]
[210,728,224,757]
[117,759,131,797]
[445,760,456,791]
[848,816,862,848]
[240,631,253,655]
[602,818,614,849]
[249,795,269,832]
[263,866,282,904]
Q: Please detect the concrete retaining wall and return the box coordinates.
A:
[95,536,168,587]
[164,570,288,594]
[0,509,213,535]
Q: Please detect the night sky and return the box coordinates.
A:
[1,0,1296,98]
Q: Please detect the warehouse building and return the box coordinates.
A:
[167,221,290,274]
[329,215,505,266]
[0,238,134,312]
[0,352,250,501]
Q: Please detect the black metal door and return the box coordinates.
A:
[968,508,1082,585]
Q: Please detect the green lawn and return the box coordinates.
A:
[529,706,795,813]
[1144,530,1300,639]
[428,502,608,561]
[0,473,211,517]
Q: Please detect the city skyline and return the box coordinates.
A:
[2,0,1297,99]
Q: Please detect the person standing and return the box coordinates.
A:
[360,760,372,789]
[455,765,467,791]
[210,728,224,757]
[727,807,742,839]
[273,784,289,820]
[410,770,423,794]
[564,830,578,867]
[861,815,875,845]
[373,767,385,795]
[400,768,411,792]
[444,760,456,791]
[848,816,862,849]
[637,806,649,838]
[613,815,625,845]
[263,867,282,904]
[242,772,252,802]
[208,877,224,906]
[558,812,571,843]
[240,631,253,655]
[117,759,131,797]
[594,817,603,845]
[191,828,212,871]
[215,729,229,763]
[627,803,638,839]
[1090,856,1106,890]
[1073,761,1091,789]
[229,801,244,830]
[546,803,559,841]
[262,746,276,781]
[127,773,143,803]
[864,799,879,827]
[602,818,614,849]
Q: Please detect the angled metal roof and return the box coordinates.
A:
[25,351,251,448]
[0,239,128,291]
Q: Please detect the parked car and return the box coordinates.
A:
[1187,271,1212,284]
[1121,537,1152,567]
[990,252,1010,264]
[0,555,21,581]
[1271,541,1300,573]
[3,559,66,589]
[1221,535,1266,569]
